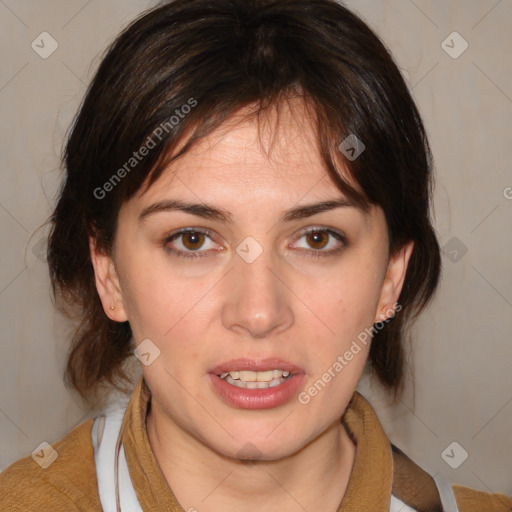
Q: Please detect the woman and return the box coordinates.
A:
[1,0,510,510]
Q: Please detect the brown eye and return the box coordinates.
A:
[163,228,221,260]
[181,231,206,251]
[291,227,346,258]
[305,231,329,250]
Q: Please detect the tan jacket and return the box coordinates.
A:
[1,376,511,511]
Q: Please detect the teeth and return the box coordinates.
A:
[219,369,292,382]
[223,374,290,389]
[256,371,275,382]
[239,370,258,381]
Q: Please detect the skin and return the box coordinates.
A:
[90,98,414,512]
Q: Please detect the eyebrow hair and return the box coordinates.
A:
[138,198,368,224]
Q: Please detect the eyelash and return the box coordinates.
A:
[162,227,347,260]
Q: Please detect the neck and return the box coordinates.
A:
[146,401,356,512]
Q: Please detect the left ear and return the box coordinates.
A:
[374,240,414,323]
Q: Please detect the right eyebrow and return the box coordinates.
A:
[138,199,232,224]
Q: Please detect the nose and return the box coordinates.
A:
[221,245,294,339]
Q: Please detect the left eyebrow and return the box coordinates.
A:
[138,198,369,224]
[280,198,369,222]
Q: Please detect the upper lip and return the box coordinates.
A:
[209,358,305,376]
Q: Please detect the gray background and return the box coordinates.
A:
[1,0,511,497]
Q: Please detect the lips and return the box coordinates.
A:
[208,358,305,376]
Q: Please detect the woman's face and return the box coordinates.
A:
[91,99,412,460]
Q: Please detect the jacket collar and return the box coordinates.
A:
[120,376,392,511]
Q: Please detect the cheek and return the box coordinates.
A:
[311,256,384,342]
[115,248,172,337]
[118,251,217,349]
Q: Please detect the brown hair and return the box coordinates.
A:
[48,0,441,404]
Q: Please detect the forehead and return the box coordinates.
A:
[138,98,360,203]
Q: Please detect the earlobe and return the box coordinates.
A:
[88,237,128,322]
[375,240,414,323]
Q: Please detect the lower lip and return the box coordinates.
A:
[208,373,306,410]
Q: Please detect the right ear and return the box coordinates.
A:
[89,237,128,322]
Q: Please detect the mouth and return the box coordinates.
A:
[217,369,294,389]
[208,358,305,409]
